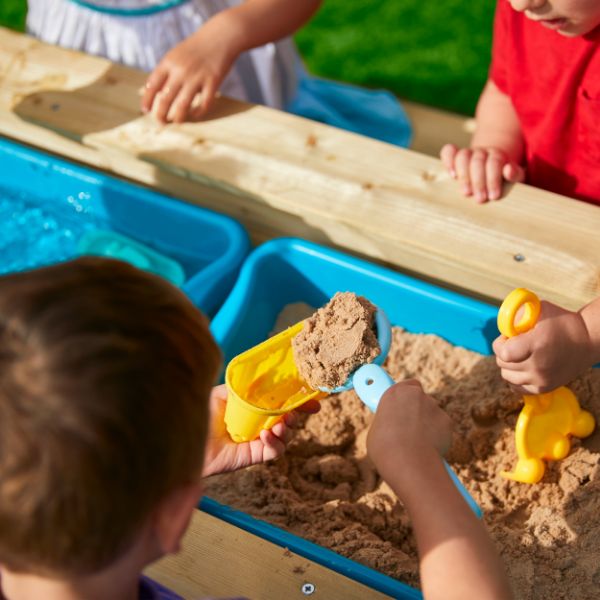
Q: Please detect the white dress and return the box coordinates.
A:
[26,0,299,109]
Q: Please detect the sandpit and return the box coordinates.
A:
[205,311,600,600]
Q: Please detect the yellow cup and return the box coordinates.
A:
[224,321,324,442]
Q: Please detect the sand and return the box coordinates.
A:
[205,323,600,599]
[292,292,380,390]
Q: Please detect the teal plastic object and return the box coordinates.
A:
[78,230,185,287]
[210,237,498,599]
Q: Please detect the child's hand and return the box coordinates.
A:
[367,380,452,492]
[440,144,525,203]
[142,15,239,123]
[493,301,594,394]
[202,385,320,477]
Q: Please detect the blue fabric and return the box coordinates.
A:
[68,0,191,17]
[286,76,412,148]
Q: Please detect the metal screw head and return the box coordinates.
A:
[513,253,526,262]
[301,582,316,595]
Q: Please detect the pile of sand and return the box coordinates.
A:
[205,323,600,599]
[292,292,380,390]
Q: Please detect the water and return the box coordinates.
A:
[0,185,108,275]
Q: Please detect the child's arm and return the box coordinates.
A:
[202,384,320,477]
[440,79,525,203]
[367,380,512,600]
[494,296,600,394]
[142,0,322,123]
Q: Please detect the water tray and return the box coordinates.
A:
[208,237,498,599]
[0,137,249,316]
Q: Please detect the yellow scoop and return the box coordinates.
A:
[224,321,324,442]
[498,288,595,483]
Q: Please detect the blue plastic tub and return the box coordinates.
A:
[209,237,499,599]
[0,137,250,316]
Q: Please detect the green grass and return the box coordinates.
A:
[0,0,494,115]
[296,0,495,115]
[0,0,26,32]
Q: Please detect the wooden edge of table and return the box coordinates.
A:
[144,508,395,599]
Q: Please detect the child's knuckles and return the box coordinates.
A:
[471,148,487,163]
[440,143,456,162]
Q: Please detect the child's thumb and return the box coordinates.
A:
[502,162,526,183]
[495,333,531,364]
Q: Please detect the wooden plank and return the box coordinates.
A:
[144,509,393,600]
[402,99,476,157]
[1,27,599,311]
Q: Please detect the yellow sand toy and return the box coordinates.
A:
[224,322,325,442]
[498,288,596,484]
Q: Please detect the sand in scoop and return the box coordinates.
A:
[292,292,381,390]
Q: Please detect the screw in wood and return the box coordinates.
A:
[301,582,316,595]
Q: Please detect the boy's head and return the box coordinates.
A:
[0,258,221,577]
[509,0,600,37]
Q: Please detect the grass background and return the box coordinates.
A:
[0,0,495,115]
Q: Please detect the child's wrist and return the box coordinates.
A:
[375,445,445,501]
[579,303,600,366]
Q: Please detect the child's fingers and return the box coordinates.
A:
[485,151,506,200]
[258,428,286,461]
[169,84,200,123]
[296,399,321,414]
[189,79,219,120]
[502,162,526,183]
[454,148,473,196]
[495,355,528,371]
[152,79,183,124]
[211,383,227,400]
[469,148,489,203]
[400,378,423,389]
[501,371,552,394]
[494,335,532,364]
[440,143,458,178]
[492,335,507,358]
[142,68,168,114]
[499,368,532,389]
[271,420,292,444]
[281,400,320,429]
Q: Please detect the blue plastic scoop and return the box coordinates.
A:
[319,308,482,518]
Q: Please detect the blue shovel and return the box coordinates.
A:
[318,308,482,518]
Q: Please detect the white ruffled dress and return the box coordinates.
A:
[26,0,299,109]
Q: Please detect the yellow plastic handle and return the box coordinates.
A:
[497,288,541,338]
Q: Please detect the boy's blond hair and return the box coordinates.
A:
[0,257,221,575]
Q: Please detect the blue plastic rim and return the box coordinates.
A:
[211,237,498,362]
[0,137,250,316]
[210,237,498,599]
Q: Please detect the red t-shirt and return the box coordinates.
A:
[490,0,600,205]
